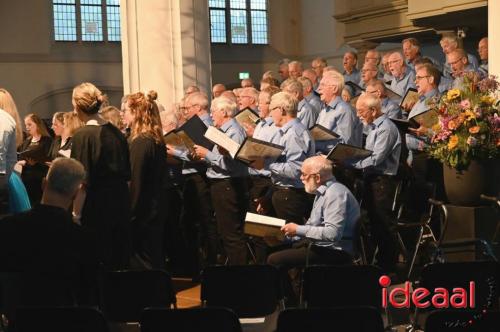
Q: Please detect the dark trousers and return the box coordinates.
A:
[248,176,273,264]
[182,173,217,273]
[363,175,399,271]
[210,177,249,265]
[272,186,312,225]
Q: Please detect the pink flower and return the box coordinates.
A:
[460,99,471,109]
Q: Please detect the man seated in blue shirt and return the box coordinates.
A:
[267,155,360,268]
[351,93,401,272]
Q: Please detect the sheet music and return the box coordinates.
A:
[235,108,260,129]
[204,126,241,158]
[58,149,71,158]
[236,137,284,163]
[245,212,286,228]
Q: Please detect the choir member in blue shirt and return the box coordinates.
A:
[388,52,416,103]
[253,92,315,225]
[403,37,443,72]
[440,34,479,79]
[342,51,361,85]
[267,155,360,269]
[299,76,322,117]
[478,37,488,75]
[447,49,485,89]
[282,79,317,128]
[316,71,363,153]
[193,96,249,265]
[237,87,259,114]
[358,62,379,89]
[351,93,401,272]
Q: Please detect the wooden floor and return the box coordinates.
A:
[172,278,202,308]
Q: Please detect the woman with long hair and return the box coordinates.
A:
[18,113,52,204]
[49,111,84,160]
[0,88,23,148]
[71,82,131,269]
[123,90,167,269]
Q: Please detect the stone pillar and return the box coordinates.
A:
[120,0,211,106]
[488,0,499,77]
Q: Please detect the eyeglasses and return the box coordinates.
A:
[300,172,319,179]
[270,106,282,112]
[361,69,377,73]
[448,57,464,66]
[388,59,402,65]
[415,75,430,81]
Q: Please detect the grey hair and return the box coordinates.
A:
[322,70,345,93]
[357,93,382,111]
[160,110,178,129]
[185,91,209,110]
[46,158,86,196]
[282,79,303,96]
[212,96,238,117]
[269,92,298,117]
[304,156,333,180]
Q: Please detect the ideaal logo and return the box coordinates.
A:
[379,275,475,309]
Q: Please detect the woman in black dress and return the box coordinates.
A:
[123,91,167,269]
[18,113,52,205]
[70,82,131,269]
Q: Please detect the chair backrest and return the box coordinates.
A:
[140,307,242,332]
[200,265,282,318]
[276,307,384,332]
[0,272,76,323]
[420,261,500,311]
[99,270,176,322]
[14,306,109,332]
[302,265,383,309]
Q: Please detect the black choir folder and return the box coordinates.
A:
[390,118,420,132]
[17,148,49,163]
[204,126,284,164]
[244,212,285,240]
[411,109,439,129]
[164,115,214,151]
[326,143,372,163]
[234,107,260,130]
[309,124,339,141]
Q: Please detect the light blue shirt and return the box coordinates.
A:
[296,178,360,252]
[250,117,278,177]
[297,99,317,129]
[390,67,416,102]
[354,114,401,176]
[304,93,323,118]
[343,68,361,85]
[316,96,363,153]
[406,89,440,160]
[205,118,249,179]
[383,72,393,84]
[451,65,486,89]
[267,118,315,188]
[0,109,17,178]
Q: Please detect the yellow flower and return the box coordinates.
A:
[469,126,480,134]
[464,110,476,122]
[448,120,458,130]
[480,95,495,105]
[447,89,461,100]
[432,123,441,132]
[448,135,459,150]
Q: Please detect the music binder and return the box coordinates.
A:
[17,148,49,163]
[164,130,196,154]
[326,143,372,163]
[244,212,285,240]
[411,109,439,129]
[177,115,214,150]
[399,88,419,108]
[309,124,340,141]
[234,107,260,130]
[345,81,364,97]
[384,87,402,102]
[204,126,285,164]
[390,118,420,132]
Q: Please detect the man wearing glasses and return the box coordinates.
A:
[447,48,484,88]
[267,155,360,296]
[237,87,259,113]
[364,80,402,124]
[358,63,379,89]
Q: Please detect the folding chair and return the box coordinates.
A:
[99,270,176,323]
[14,307,109,332]
[411,261,500,330]
[140,307,242,332]
[276,307,384,332]
[201,265,284,318]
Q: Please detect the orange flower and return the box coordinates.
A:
[469,126,480,134]
[448,120,458,130]
[448,135,459,150]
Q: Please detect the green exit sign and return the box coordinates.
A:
[239,72,250,79]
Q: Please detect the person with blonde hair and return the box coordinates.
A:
[100,106,124,131]
[0,90,18,205]
[18,113,53,205]
[0,88,23,148]
[123,91,167,269]
[48,112,69,160]
[71,82,131,269]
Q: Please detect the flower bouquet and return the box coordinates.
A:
[427,73,500,171]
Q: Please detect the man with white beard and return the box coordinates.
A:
[267,155,360,268]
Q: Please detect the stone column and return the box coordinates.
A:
[120,0,211,106]
[488,0,499,77]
